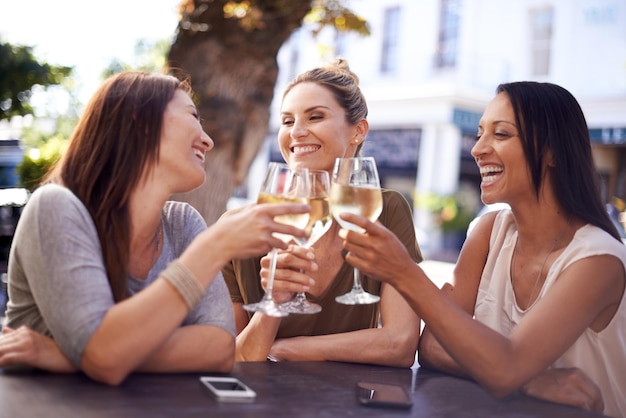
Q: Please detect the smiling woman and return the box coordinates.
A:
[0,71,310,385]
[221,58,423,368]
[337,81,626,417]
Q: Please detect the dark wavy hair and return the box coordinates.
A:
[497,81,620,241]
[46,71,192,301]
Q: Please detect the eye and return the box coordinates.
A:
[281,118,294,126]
[310,114,323,121]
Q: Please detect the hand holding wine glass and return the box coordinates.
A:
[330,157,383,305]
[242,163,310,317]
[280,170,332,314]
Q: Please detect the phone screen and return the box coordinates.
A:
[209,381,247,391]
[356,382,412,409]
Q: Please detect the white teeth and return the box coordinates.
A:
[194,149,205,162]
[480,166,502,183]
[293,145,320,154]
[479,166,503,174]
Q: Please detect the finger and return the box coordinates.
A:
[1,326,13,335]
[261,203,311,217]
[338,212,371,229]
[266,219,309,241]
[273,268,315,287]
[575,372,604,412]
[276,254,317,273]
[288,245,315,260]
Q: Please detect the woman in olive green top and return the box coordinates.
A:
[222,58,422,367]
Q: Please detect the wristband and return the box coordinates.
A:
[160,260,205,310]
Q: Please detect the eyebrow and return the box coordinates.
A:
[281,105,331,115]
[478,119,517,129]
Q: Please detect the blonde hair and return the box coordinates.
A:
[283,57,368,125]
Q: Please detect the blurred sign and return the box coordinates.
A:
[589,127,626,144]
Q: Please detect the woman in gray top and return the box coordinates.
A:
[0,72,309,385]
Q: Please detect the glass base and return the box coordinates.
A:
[242,299,289,317]
[281,298,322,314]
[335,290,380,305]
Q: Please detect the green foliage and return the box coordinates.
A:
[15,137,67,192]
[101,39,171,79]
[306,0,370,36]
[416,190,477,233]
[0,41,73,121]
[215,0,370,35]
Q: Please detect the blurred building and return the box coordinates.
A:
[245,0,626,258]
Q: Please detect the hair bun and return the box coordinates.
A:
[327,57,360,85]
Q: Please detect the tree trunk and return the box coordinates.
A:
[167,0,312,225]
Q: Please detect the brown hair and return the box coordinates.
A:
[283,57,368,153]
[46,71,191,301]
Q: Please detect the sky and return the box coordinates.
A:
[0,0,181,106]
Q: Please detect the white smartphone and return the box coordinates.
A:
[199,376,257,403]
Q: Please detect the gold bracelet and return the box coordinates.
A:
[160,260,205,310]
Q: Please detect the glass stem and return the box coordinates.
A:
[294,291,307,304]
[352,267,365,293]
[262,248,279,302]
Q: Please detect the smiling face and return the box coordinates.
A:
[278,82,366,174]
[157,89,214,194]
[472,92,534,206]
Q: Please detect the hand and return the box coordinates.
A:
[260,245,317,304]
[522,368,604,413]
[337,213,414,286]
[0,325,76,373]
[214,203,310,260]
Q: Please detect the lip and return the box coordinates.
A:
[193,146,206,163]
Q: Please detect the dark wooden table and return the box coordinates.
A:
[0,361,606,417]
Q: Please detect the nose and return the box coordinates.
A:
[470,135,488,160]
[201,131,214,152]
[291,118,308,139]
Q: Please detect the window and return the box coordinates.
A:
[435,0,461,69]
[530,7,553,76]
[381,6,401,74]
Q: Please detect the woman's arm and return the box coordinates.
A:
[0,326,76,372]
[80,203,309,384]
[136,324,234,373]
[269,281,420,367]
[339,212,624,398]
[419,212,494,374]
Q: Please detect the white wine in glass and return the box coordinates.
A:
[330,157,383,305]
[242,163,310,317]
[281,170,332,314]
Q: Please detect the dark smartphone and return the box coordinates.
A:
[356,381,413,409]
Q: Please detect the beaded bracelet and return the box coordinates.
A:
[160,260,205,310]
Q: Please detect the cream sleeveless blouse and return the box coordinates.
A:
[474,209,626,417]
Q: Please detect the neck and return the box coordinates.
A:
[128,184,168,251]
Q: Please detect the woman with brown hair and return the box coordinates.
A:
[0,71,308,385]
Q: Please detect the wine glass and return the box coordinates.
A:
[281,170,332,314]
[242,163,310,317]
[329,157,383,305]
